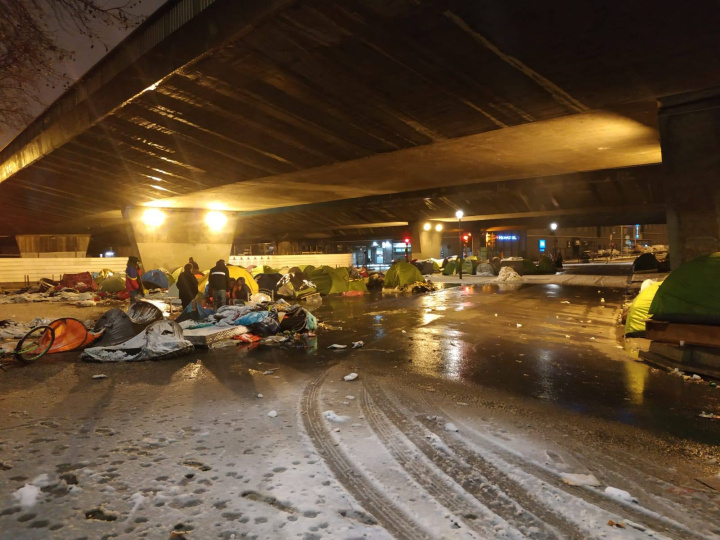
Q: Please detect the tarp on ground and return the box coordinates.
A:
[633,253,659,273]
[142,269,170,289]
[626,281,661,335]
[81,320,193,362]
[47,318,103,353]
[56,272,97,293]
[198,266,258,296]
[127,300,164,326]
[98,275,126,293]
[92,309,136,347]
[649,252,720,325]
[384,261,425,288]
[442,260,457,275]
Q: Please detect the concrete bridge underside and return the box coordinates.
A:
[1,0,720,263]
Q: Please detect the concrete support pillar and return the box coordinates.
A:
[409,221,443,259]
[659,90,720,265]
[126,208,237,271]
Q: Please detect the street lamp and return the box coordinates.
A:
[550,222,558,258]
[456,210,464,280]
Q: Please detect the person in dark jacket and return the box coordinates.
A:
[176,263,199,310]
[231,277,252,304]
[209,259,231,309]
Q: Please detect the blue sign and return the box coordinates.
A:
[539,239,546,252]
[497,235,518,241]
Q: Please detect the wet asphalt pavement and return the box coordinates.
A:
[2,279,720,538]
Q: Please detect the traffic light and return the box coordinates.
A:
[462,235,469,243]
[404,238,410,244]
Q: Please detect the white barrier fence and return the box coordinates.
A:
[0,254,355,284]
[0,258,127,284]
[228,254,353,269]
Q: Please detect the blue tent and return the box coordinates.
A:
[141,269,169,289]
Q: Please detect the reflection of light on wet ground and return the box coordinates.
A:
[534,349,556,400]
[445,340,462,380]
[622,360,647,405]
[422,313,443,325]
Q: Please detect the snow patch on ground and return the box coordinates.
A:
[13,484,42,508]
[323,410,350,423]
[560,473,601,486]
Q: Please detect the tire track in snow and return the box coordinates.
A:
[362,380,584,539]
[384,378,705,540]
[359,387,526,539]
[301,368,429,540]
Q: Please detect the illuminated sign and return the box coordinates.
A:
[538,239,546,252]
[497,235,518,241]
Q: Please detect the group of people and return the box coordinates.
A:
[125,256,251,310]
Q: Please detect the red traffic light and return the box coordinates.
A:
[404,238,410,244]
[462,235,469,242]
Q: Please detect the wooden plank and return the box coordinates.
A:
[646,320,720,349]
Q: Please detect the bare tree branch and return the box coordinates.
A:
[0,0,143,130]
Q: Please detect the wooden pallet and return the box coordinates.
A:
[646,319,720,349]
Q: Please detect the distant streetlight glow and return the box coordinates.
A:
[455,210,464,220]
[550,222,558,231]
[456,210,464,280]
[435,223,443,232]
[142,208,165,228]
[205,211,228,231]
[423,222,431,231]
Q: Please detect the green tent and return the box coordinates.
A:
[99,275,126,293]
[461,257,478,275]
[443,260,457,275]
[649,252,720,325]
[537,256,556,274]
[384,262,424,288]
[305,266,367,295]
[626,281,661,335]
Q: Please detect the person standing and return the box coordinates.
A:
[125,256,144,304]
[209,259,231,310]
[176,263,199,310]
[189,257,200,273]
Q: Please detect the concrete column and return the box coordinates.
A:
[409,221,443,259]
[659,90,720,265]
[126,208,237,271]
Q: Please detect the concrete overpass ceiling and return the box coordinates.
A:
[2,0,720,234]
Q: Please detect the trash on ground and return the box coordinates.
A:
[328,344,347,349]
[257,394,263,398]
[267,410,278,418]
[516,323,523,328]
[92,374,108,379]
[560,473,601,486]
[444,423,459,432]
[560,300,571,304]
[352,341,364,348]
[699,411,720,419]
[604,486,638,503]
[343,372,358,382]
[607,520,626,528]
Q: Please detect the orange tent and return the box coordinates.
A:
[47,318,103,354]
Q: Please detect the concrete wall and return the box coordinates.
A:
[127,208,237,271]
[660,90,720,264]
[0,257,126,285]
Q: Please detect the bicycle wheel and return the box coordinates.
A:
[14,326,55,364]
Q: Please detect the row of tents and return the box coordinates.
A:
[89,261,433,300]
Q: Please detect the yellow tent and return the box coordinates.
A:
[198,265,258,295]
